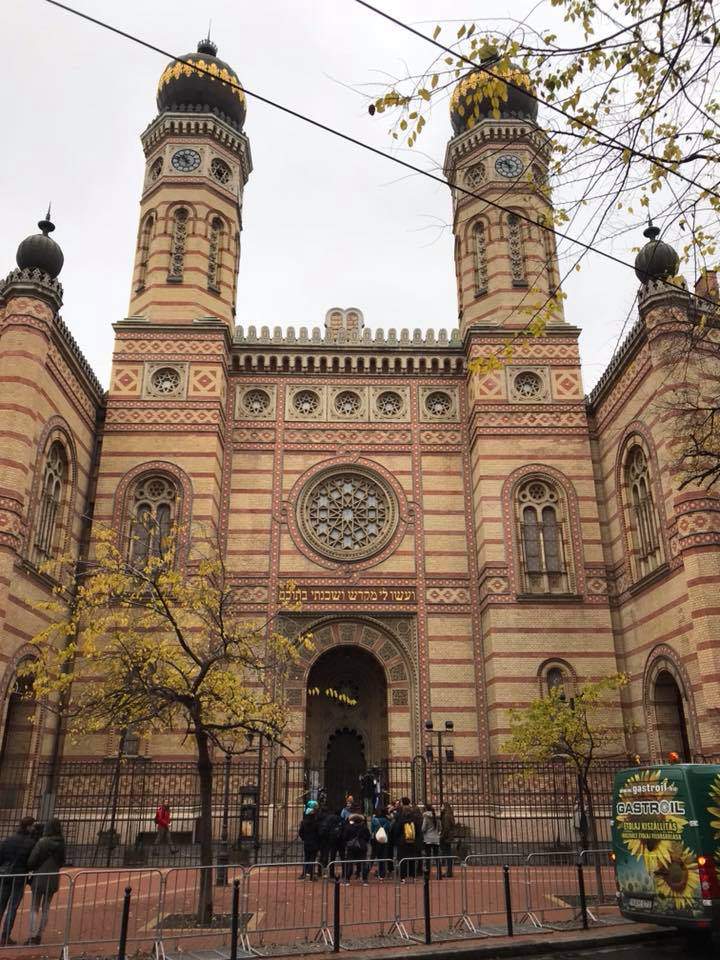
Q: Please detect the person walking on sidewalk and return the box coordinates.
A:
[298,800,321,880]
[26,818,65,945]
[154,803,177,855]
[0,816,35,946]
[439,802,456,878]
[370,807,391,879]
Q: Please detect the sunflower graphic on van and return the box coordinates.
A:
[652,842,700,908]
[708,773,720,838]
[615,769,687,871]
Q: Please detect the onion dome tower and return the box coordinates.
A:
[16,211,64,279]
[127,36,252,327]
[634,222,680,284]
[443,49,563,332]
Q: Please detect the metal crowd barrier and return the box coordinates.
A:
[0,848,621,957]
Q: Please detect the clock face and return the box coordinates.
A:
[495,154,524,179]
[171,149,201,172]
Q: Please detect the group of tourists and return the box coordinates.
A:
[298,795,456,884]
[0,816,66,946]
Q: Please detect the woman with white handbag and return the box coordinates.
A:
[369,807,391,880]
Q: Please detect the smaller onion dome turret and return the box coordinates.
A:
[634,222,680,283]
[157,38,246,130]
[450,56,538,135]
[16,210,64,279]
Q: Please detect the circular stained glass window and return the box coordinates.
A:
[150,367,182,395]
[297,467,398,561]
[210,157,232,184]
[425,391,452,417]
[244,389,270,416]
[376,391,402,417]
[335,390,361,416]
[293,390,320,415]
[514,371,543,399]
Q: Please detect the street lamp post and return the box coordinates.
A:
[216,752,231,886]
[424,720,454,808]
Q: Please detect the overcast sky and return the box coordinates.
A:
[1,0,656,390]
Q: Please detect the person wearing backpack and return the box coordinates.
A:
[341,813,370,885]
[26,818,65,945]
[393,798,421,881]
[369,807,391,879]
[318,809,343,876]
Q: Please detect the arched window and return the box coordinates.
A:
[168,207,189,282]
[0,671,37,806]
[624,444,661,578]
[517,478,570,593]
[546,666,565,694]
[127,475,177,568]
[507,213,527,286]
[207,217,222,291]
[136,213,154,291]
[473,222,488,296]
[33,440,67,565]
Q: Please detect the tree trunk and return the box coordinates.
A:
[195,732,215,924]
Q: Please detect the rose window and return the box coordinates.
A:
[334,391,361,416]
[514,371,543,399]
[465,163,486,189]
[210,157,232,184]
[518,480,558,506]
[297,468,398,560]
[243,389,270,416]
[293,390,320,415]
[376,391,402,417]
[150,367,182,395]
[425,391,452,417]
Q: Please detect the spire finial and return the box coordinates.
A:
[643,215,660,241]
[38,204,55,236]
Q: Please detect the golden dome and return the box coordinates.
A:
[157,40,246,130]
[450,63,537,134]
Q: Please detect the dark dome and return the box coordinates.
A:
[157,39,246,130]
[16,215,64,279]
[634,224,679,283]
[450,63,538,135]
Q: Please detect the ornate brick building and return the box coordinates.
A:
[1,40,719,790]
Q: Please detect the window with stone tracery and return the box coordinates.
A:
[127,475,177,568]
[334,390,361,416]
[473,221,488,296]
[168,207,188,281]
[208,217,222,291]
[624,443,662,579]
[33,440,68,566]
[516,478,571,594]
[136,213,154,291]
[376,390,403,418]
[507,213,527,286]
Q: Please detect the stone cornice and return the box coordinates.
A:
[585,315,646,412]
[141,110,252,183]
[53,314,104,401]
[234,324,463,351]
[0,267,63,312]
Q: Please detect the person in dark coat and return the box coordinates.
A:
[298,801,320,879]
[0,816,35,945]
[341,813,370,884]
[439,802,456,878]
[26,818,65,945]
[393,798,422,881]
[318,809,343,875]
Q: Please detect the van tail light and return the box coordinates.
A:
[698,856,720,899]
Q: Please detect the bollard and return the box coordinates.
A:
[423,864,432,944]
[503,865,513,937]
[230,878,240,960]
[576,859,589,930]
[333,876,341,953]
[117,886,132,960]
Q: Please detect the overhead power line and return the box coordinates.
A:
[353,0,720,204]
[42,0,715,312]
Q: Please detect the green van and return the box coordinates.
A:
[612,764,720,931]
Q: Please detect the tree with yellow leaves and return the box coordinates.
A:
[25,524,311,921]
[505,674,629,852]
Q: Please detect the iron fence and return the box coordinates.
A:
[0,755,629,867]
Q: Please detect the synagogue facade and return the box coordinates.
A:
[1,39,719,787]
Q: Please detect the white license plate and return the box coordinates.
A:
[628,897,652,908]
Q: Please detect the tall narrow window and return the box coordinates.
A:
[625,445,661,577]
[136,213,154,291]
[232,232,240,315]
[128,475,177,568]
[507,213,527,286]
[517,478,570,594]
[168,207,188,282]
[546,666,565,694]
[208,217,222,291]
[0,673,37,809]
[473,222,488,296]
[542,226,559,294]
[33,441,67,565]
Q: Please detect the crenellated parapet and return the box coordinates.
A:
[234,323,462,347]
[0,267,64,314]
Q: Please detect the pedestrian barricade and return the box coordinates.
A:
[244,862,326,950]
[395,856,464,942]
[522,851,583,929]
[463,854,526,937]
[65,868,163,957]
[159,865,249,956]
[323,858,399,945]
[0,871,71,953]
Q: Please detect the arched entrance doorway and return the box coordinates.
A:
[306,645,388,810]
[653,670,691,760]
